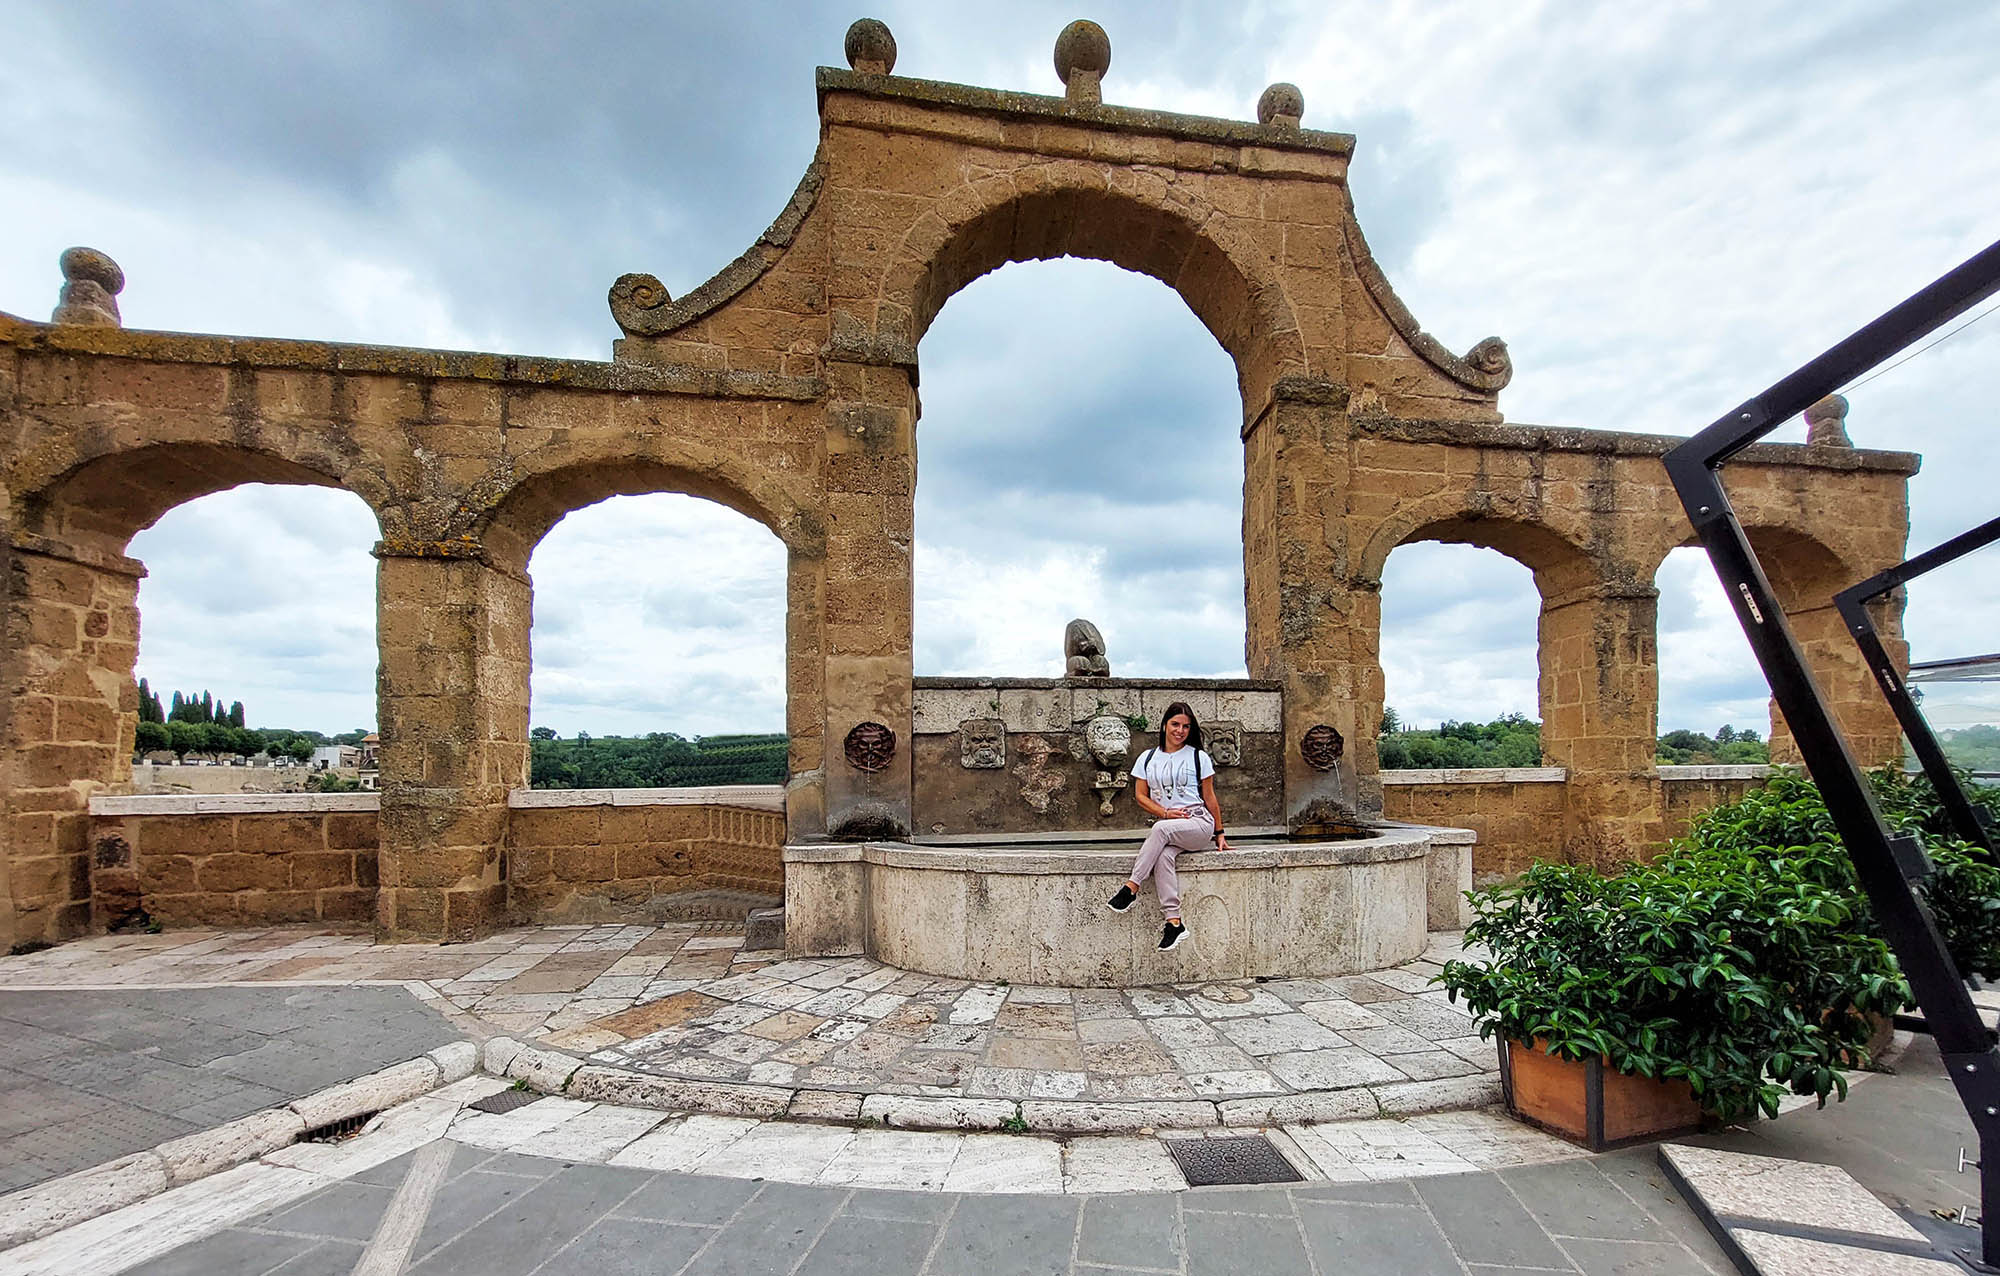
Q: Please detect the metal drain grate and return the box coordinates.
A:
[468,1088,545,1115]
[301,1110,380,1143]
[1166,1135,1305,1187]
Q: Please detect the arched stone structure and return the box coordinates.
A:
[0,21,1918,945]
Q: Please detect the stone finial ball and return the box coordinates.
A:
[1805,394,1850,426]
[1054,20,1111,84]
[844,18,897,73]
[60,246,125,294]
[1257,82,1305,125]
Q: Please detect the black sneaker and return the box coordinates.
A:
[1106,884,1137,913]
[1159,921,1187,951]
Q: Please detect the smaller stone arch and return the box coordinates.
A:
[475,450,828,818]
[477,446,823,577]
[1358,498,1608,602]
[17,441,392,559]
[1656,523,1898,765]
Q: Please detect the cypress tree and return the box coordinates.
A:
[169,690,185,722]
[151,689,165,722]
[228,701,245,729]
[199,691,214,723]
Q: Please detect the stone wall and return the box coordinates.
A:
[1380,769,1569,879]
[81,789,785,932]
[1380,766,1772,879]
[910,679,1285,836]
[87,794,378,929]
[506,788,786,924]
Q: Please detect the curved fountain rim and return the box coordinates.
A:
[785,825,1433,873]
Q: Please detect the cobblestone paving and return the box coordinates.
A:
[0,924,1497,1110]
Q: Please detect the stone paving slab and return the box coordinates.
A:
[15,1028,1992,1276]
[0,985,460,1193]
[1661,1144,1959,1275]
[0,923,1502,1125]
[67,1131,1734,1276]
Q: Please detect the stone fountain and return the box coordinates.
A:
[785,623,1471,986]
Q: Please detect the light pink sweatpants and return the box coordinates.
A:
[1127,809,1215,916]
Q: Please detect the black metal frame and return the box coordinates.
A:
[1662,236,2000,1270]
[1835,518,2000,857]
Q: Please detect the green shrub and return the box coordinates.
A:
[1440,765,2000,1122]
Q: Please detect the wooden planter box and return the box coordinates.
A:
[1499,1037,1704,1151]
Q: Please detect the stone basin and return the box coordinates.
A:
[783,825,1466,987]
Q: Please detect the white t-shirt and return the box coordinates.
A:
[1133,746,1214,815]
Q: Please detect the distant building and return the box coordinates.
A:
[310,745,361,770]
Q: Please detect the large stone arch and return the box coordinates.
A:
[883,172,1309,420]
[1,26,1924,941]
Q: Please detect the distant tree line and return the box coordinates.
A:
[132,678,370,762]
[1654,724,1770,765]
[529,731,787,789]
[138,681,246,728]
[1377,711,1542,768]
[1375,709,1772,768]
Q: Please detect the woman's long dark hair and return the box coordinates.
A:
[1156,700,1205,755]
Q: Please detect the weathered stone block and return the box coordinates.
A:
[238,815,327,857]
[324,812,378,850]
[196,852,290,893]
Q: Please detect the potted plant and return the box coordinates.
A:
[1441,766,2000,1150]
[1440,826,1903,1146]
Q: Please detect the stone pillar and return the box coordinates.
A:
[819,357,915,839]
[373,546,529,939]
[1756,529,1904,770]
[1766,594,1904,768]
[1250,381,1369,827]
[784,546,828,837]
[1538,584,1660,867]
[2,535,144,948]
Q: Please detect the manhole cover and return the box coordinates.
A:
[1166,1135,1305,1187]
[1198,985,1253,1004]
[469,1089,545,1114]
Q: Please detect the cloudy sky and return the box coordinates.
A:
[4,1,1995,741]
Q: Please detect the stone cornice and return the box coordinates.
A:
[816,68,1356,158]
[0,311,821,402]
[1354,414,1922,475]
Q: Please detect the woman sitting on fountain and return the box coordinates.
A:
[1106,701,1232,950]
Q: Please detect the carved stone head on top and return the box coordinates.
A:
[1064,618,1110,678]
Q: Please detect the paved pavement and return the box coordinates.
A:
[7,922,1994,1274]
[0,985,460,1193]
[119,1139,1739,1275]
[0,924,1499,1119]
[1692,1031,1982,1236]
